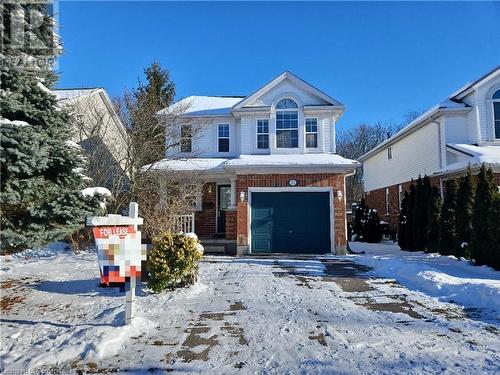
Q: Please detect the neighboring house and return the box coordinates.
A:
[151,71,359,255]
[359,66,500,230]
[54,88,129,188]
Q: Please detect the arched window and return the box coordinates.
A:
[493,89,500,139]
[276,98,299,148]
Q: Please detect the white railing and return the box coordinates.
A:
[173,213,195,233]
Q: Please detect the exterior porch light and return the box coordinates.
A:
[240,191,246,202]
[336,190,343,201]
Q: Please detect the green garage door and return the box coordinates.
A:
[251,191,331,254]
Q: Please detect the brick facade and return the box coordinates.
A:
[225,210,237,240]
[235,173,347,253]
[363,174,499,231]
[194,182,217,238]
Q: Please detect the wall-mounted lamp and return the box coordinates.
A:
[240,191,246,202]
[208,185,213,194]
[336,190,343,202]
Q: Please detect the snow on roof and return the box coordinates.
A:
[144,158,229,172]
[143,154,359,173]
[157,96,244,117]
[437,144,500,174]
[54,88,101,101]
[224,153,360,168]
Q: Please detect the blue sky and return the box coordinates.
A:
[57,1,500,129]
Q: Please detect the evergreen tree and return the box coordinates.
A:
[130,62,176,166]
[405,183,416,250]
[455,167,475,258]
[439,179,457,255]
[352,198,369,241]
[398,191,409,250]
[470,164,497,265]
[487,192,500,270]
[427,186,441,253]
[365,208,382,243]
[0,4,105,252]
[414,175,432,250]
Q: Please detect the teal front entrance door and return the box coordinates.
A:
[251,191,331,254]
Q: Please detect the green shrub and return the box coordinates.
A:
[148,232,204,293]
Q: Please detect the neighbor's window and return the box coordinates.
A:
[305,118,318,148]
[276,98,299,148]
[180,125,192,153]
[257,119,269,149]
[493,89,500,139]
[385,187,390,215]
[218,124,230,152]
[387,146,392,159]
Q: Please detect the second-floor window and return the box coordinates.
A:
[276,98,298,148]
[305,118,318,148]
[257,119,269,149]
[180,125,192,153]
[493,89,500,139]
[387,146,392,159]
[218,124,230,152]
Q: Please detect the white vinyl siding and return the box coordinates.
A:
[363,121,442,192]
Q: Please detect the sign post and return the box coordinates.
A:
[87,202,146,326]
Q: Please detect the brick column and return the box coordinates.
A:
[225,210,236,240]
[236,175,249,255]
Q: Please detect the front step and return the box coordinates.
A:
[200,238,236,255]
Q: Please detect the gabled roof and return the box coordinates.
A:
[356,66,500,162]
[232,71,344,110]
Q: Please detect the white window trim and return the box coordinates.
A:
[256,118,270,149]
[218,123,230,153]
[305,117,318,148]
[398,184,403,211]
[385,187,390,215]
[180,124,192,153]
[491,88,500,140]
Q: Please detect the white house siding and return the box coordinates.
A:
[363,121,442,192]
[172,118,237,158]
[68,91,129,171]
[443,115,469,144]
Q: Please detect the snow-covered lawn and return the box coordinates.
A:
[1,243,499,374]
[350,241,500,316]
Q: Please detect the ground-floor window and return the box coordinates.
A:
[385,187,390,215]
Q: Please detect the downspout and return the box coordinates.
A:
[339,168,357,255]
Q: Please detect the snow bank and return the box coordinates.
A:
[350,241,500,314]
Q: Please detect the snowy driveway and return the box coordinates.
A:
[1,248,499,374]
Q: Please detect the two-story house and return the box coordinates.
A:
[54,88,130,188]
[360,66,500,230]
[150,72,359,255]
